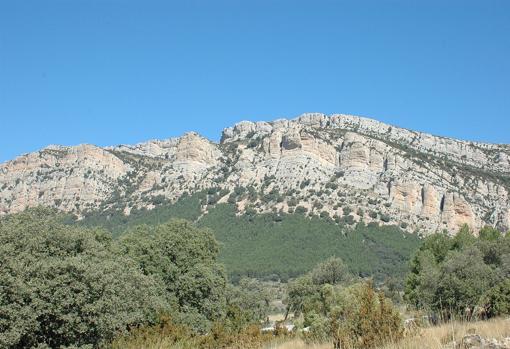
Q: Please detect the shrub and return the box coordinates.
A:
[332,282,403,348]
[380,213,391,223]
[320,210,330,219]
[300,179,311,189]
[325,182,338,190]
[287,198,298,207]
[313,201,324,210]
[295,206,308,214]
[298,280,403,348]
[343,215,355,225]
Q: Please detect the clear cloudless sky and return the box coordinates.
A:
[1,0,509,163]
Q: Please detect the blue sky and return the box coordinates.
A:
[1,0,509,163]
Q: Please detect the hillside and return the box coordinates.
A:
[77,192,421,281]
[1,113,509,234]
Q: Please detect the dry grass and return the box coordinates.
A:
[109,318,509,349]
[379,317,510,349]
[264,339,330,349]
[268,318,510,349]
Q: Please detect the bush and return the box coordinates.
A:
[325,182,338,190]
[320,211,330,219]
[300,179,311,189]
[0,208,167,348]
[343,215,355,225]
[287,198,298,207]
[380,213,391,223]
[297,279,403,348]
[332,282,403,348]
[295,206,308,214]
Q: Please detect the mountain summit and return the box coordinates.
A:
[1,113,509,233]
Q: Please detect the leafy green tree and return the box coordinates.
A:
[286,275,317,317]
[0,208,167,348]
[405,225,510,318]
[311,257,351,286]
[435,246,497,315]
[117,220,227,332]
[225,278,271,330]
[479,226,502,241]
[451,224,476,251]
[482,279,510,318]
[286,256,352,318]
[405,249,440,309]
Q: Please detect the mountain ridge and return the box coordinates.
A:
[1,112,509,233]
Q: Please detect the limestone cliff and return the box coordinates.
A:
[1,113,509,234]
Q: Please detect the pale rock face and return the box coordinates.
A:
[175,132,220,165]
[1,112,509,235]
[421,184,441,218]
[442,193,477,233]
[339,133,370,170]
[390,181,423,215]
[266,131,283,158]
[296,113,328,127]
[281,129,302,151]
[300,132,337,166]
[369,148,385,172]
[0,144,130,214]
[139,171,161,192]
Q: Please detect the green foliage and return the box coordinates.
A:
[226,278,271,326]
[479,225,502,241]
[310,257,351,286]
[343,214,355,225]
[110,314,279,349]
[286,275,317,316]
[79,191,206,236]
[481,279,510,317]
[291,274,403,348]
[436,246,497,314]
[75,186,422,285]
[405,226,510,318]
[286,257,353,318]
[295,205,308,214]
[380,213,391,223]
[329,282,403,349]
[0,208,168,348]
[198,204,421,282]
[117,220,227,332]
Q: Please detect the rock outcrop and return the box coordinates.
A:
[1,112,509,234]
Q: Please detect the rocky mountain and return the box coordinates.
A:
[1,113,509,234]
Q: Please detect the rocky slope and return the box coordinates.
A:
[1,113,509,234]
